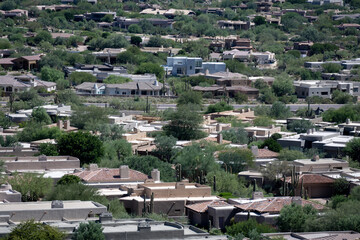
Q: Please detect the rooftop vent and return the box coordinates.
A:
[51,200,63,209]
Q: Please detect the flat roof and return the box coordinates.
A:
[0,201,102,211]
[293,158,346,165]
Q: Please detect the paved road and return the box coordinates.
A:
[155,104,344,111]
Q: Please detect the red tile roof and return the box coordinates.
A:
[72,168,148,183]
[235,197,325,214]
[286,174,335,184]
[257,149,279,159]
[186,200,231,213]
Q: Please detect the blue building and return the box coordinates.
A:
[164,57,226,76]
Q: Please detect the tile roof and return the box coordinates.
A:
[257,149,279,159]
[0,58,16,65]
[19,55,42,61]
[286,174,335,184]
[72,168,149,183]
[186,200,231,213]
[235,197,325,213]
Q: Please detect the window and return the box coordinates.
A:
[190,66,192,70]
[321,92,328,95]
[355,88,359,92]
[141,91,147,95]
[195,61,202,67]
[176,68,182,74]
[131,90,136,95]
[122,92,127,95]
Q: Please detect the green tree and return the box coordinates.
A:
[288,119,314,133]
[205,101,233,114]
[344,138,360,163]
[130,35,142,46]
[128,24,143,34]
[135,62,165,79]
[173,143,219,182]
[226,219,275,237]
[69,72,97,85]
[270,101,292,119]
[34,30,53,45]
[153,135,178,162]
[0,39,11,49]
[102,139,132,162]
[234,92,248,104]
[123,155,175,182]
[0,111,12,129]
[56,89,82,106]
[332,90,355,104]
[147,36,170,48]
[57,131,104,165]
[261,138,282,152]
[322,63,342,73]
[163,104,205,140]
[7,173,53,202]
[103,76,131,84]
[17,124,62,142]
[71,105,113,130]
[258,88,277,104]
[278,149,306,161]
[253,16,266,26]
[272,75,295,97]
[218,148,254,173]
[31,107,52,124]
[333,178,350,196]
[72,221,105,240]
[39,143,59,156]
[101,14,114,23]
[4,220,65,240]
[277,204,318,232]
[57,175,81,185]
[177,91,202,106]
[41,67,64,82]
[253,116,274,127]
[221,128,248,144]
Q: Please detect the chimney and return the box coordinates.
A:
[311,155,319,162]
[217,133,223,144]
[153,80,159,86]
[216,123,222,132]
[89,164,98,171]
[252,191,264,200]
[291,196,302,206]
[63,120,70,130]
[38,155,47,161]
[57,120,63,130]
[122,113,126,117]
[251,146,259,157]
[151,169,160,182]
[120,165,129,179]
[99,212,113,223]
[346,118,351,124]
[51,200,63,209]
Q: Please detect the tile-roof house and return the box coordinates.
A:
[0,75,56,93]
[72,164,149,188]
[186,200,234,229]
[284,173,335,198]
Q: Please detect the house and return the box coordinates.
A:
[193,85,259,99]
[217,20,253,30]
[114,17,174,29]
[223,49,276,65]
[251,146,279,167]
[338,119,360,135]
[72,164,149,189]
[64,63,127,79]
[293,80,360,99]
[278,130,358,157]
[0,55,42,71]
[204,109,255,121]
[2,155,80,173]
[230,195,325,224]
[292,157,349,173]
[186,200,236,230]
[283,173,335,198]
[0,9,28,18]
[307,0,343,5]
[0,200,106,223]
[263,231,360,240]
[337,23,360,30]
[164,57,226,76]
[244,125,282,140]
[0,75,56,93]
[139,8,195,18]
[92,48,126,63]
[293,42,313,57]
[78,11,117,22]
[140,47,181,55]
[119,180,218,216]
[75,80,170,96]
[225,37,252,50]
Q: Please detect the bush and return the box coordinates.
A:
[333,178,350,196]
[205,101,233,114]
[226,219,275,237]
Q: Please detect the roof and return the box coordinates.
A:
[257,149,279,158]
[186,200,231,213]
[286,174,335,184]
[235,197,325,213]
[0,58,15,65]
[72,168,149,183]
[18,55,42,61]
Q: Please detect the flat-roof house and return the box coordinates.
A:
[114,17,174,29]
[75,81,170,96]
[120,180,218,216]
[164,57,226,76]
[294,80,360,99]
